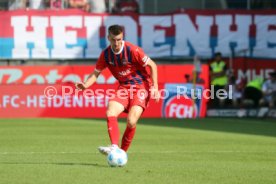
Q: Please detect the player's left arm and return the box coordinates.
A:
[133,46,160,102]
[147,59,160,102]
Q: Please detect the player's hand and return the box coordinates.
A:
[151,87,160,102]
[75,82,86,90]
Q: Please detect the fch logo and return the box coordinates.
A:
[164,96,197,118]
[162,83,202,119]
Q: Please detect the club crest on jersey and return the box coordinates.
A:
[122,59,128,65]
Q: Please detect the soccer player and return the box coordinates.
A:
[75,24,160,155]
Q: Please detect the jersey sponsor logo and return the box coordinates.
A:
[118,69,131,77]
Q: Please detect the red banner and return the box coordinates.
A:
[212,57,276,81]
[0,65,209,87]
[0,65,209,118]
[0,84,160,118]
[232,58,276,81]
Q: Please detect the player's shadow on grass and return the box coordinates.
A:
[0,162,108,168]
[77,117,276,137]
[137,118,276,137]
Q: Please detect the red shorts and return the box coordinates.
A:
[109,85,150,112]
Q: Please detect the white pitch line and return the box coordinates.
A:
[0,152,96,155]
[0,150,275,155]
[134,150,276,154]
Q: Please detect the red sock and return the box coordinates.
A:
[121,126,136,152]
[107,116,120,145]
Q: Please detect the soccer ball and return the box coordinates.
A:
[107,148,128,167]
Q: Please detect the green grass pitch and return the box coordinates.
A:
[0,118,275,184]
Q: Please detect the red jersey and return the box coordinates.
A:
[95,41,152,88]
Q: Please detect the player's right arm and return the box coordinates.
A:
[75,52,107,90]
[75,70,101,90]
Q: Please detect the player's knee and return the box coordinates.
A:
[106,109,117,117]
[127,116,138,128]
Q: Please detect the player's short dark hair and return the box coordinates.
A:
[108,25,123,36]
[215,52,222,57]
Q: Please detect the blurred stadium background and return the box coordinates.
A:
[0,0,276,184]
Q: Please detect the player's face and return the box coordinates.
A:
[108,33,123,53]
[215,56,221,61]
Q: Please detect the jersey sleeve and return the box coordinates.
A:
[95,52,107,72]
[132,47,149,67]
